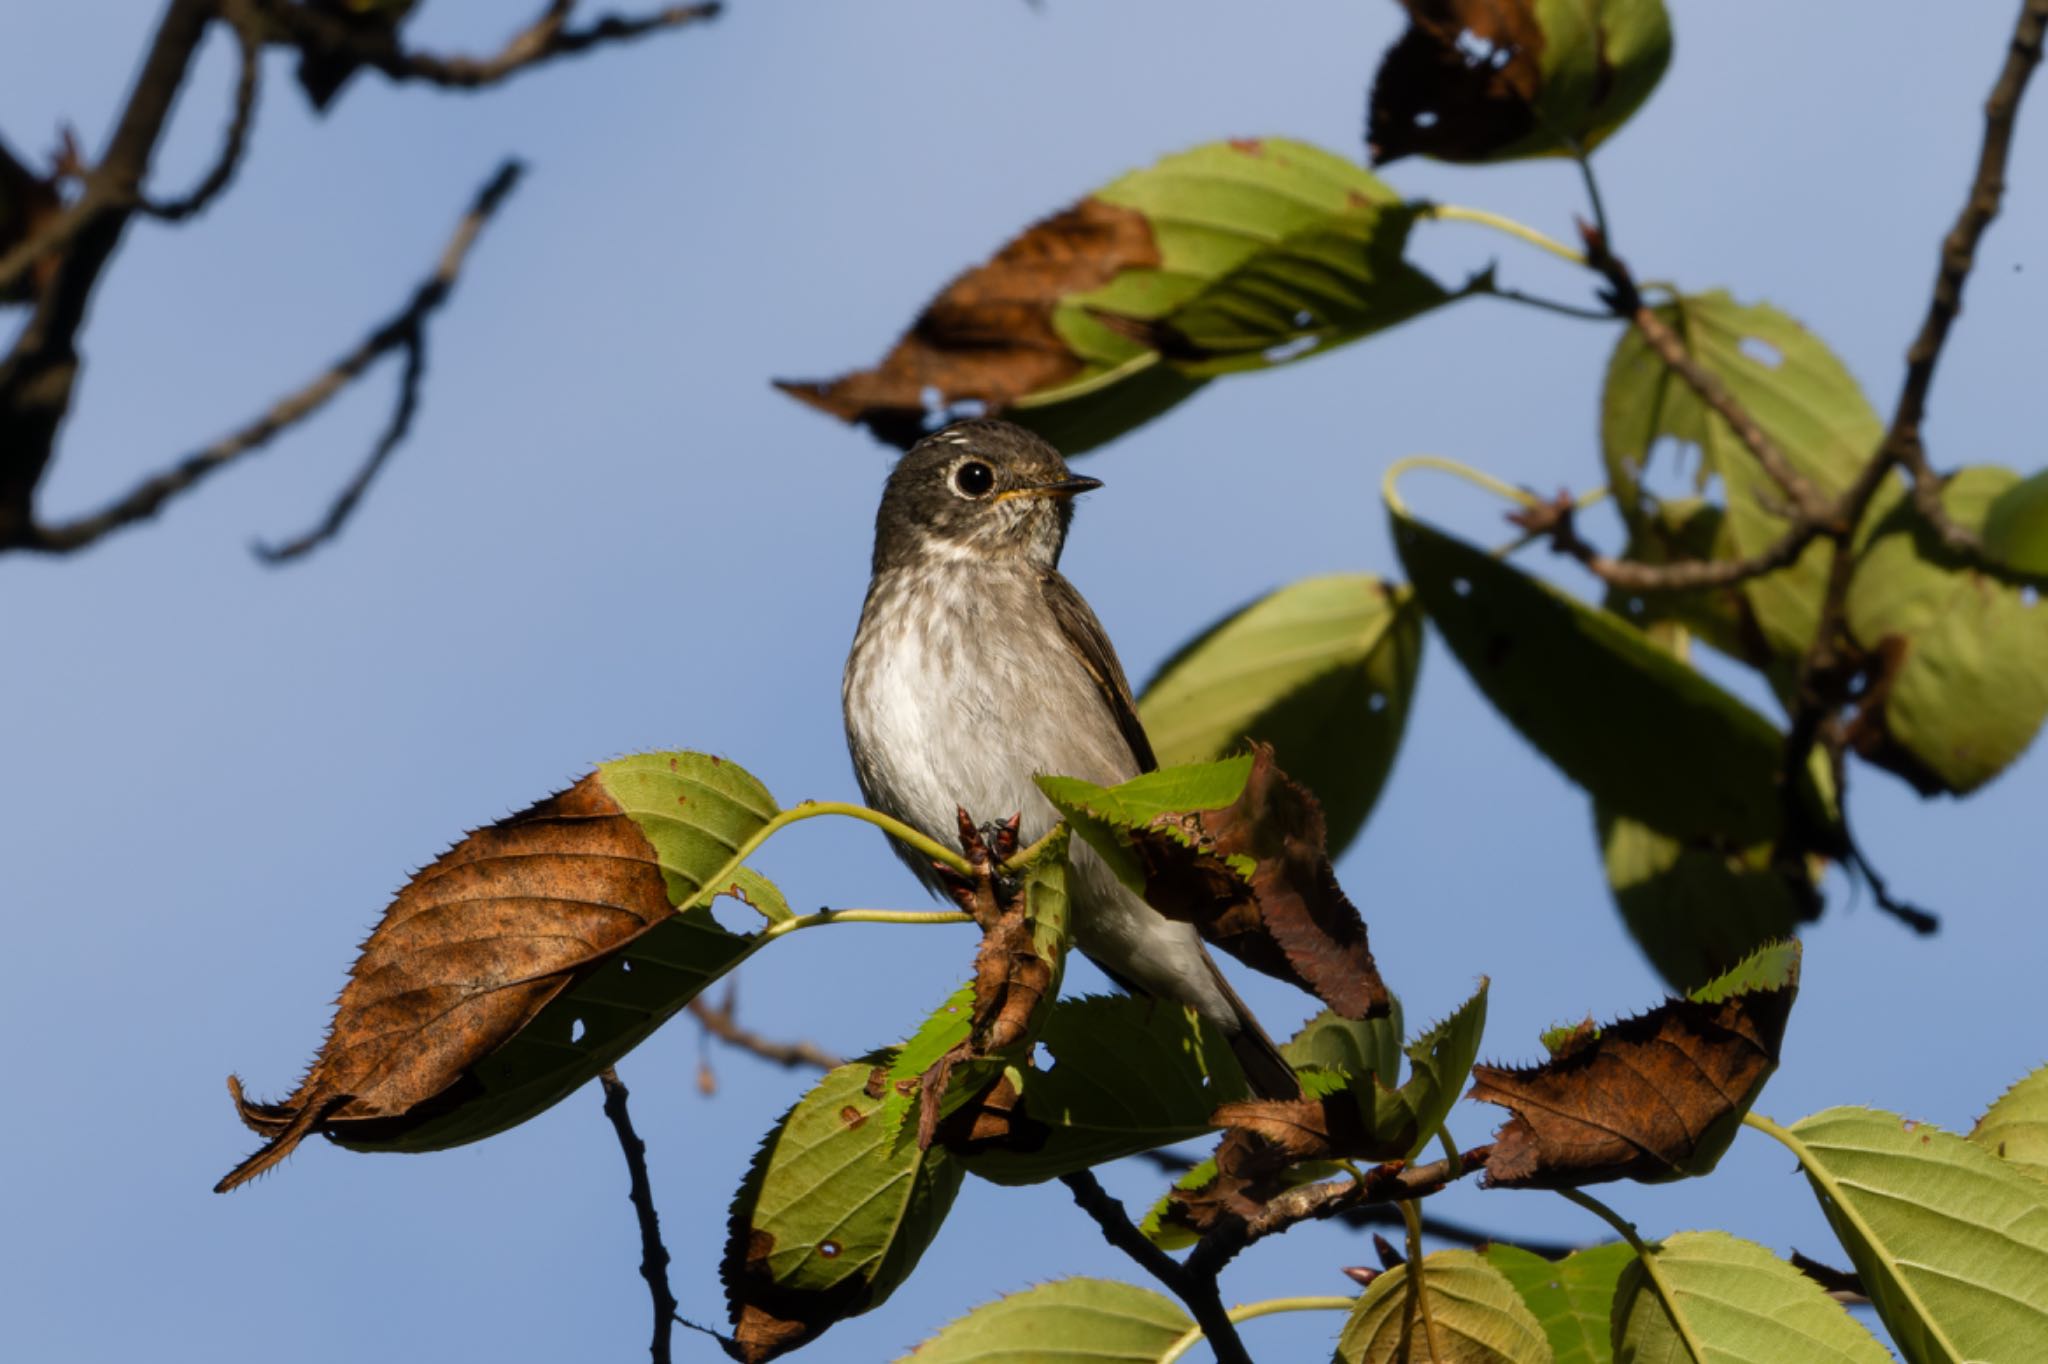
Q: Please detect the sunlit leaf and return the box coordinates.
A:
[1983,468,2048,576]
[894,1278,1192,1363]
[220,752,777,1186]
[1139,574,1424,857]
[1844,468,2048,794]
[1392,509,1828,847]
[1335,1248,1551,1362]
[1471,942,1797,1188]
[1773,1106,2048,1364]
[778,140,1454,454]
[1485,1242,1632,1364]
[1611,1231,1891,1363]
[1368,0,1673,165]
[723,1061,965,1362]
[1972,1064,2048,1183]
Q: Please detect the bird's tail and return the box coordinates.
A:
[1202,956,1301,1101]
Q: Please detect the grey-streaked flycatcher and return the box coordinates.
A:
[842,418,1298,1099]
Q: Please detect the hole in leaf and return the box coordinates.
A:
[918,385,946,414]
[706,893,760,937]
[1262,335,1318,364]
[620,960,633,974]
[2023,586,2039,608]
[818,1241,842,1259]
[1738,336,1784,368]
[1628,596,1645,616]
[1452,577,1472,597]
[1368,692,1388,713]
[570,1018,587,1044]
[1413,110,1440,129]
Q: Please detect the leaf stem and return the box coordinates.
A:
[1400,1198,1445,1363]
[1382,453,1542,521]
[1557,1187,1709,1363]
[1420,203,1587,266]
[1157,1297,1356,1364]
[759,907,972,944]
[1000,822,1069,876]
[785,800,976,876]
[1570,141,1612,247]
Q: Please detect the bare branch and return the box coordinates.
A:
[1059,1171,1254,1364]
[141,3,264,223]
[599,1068,680,1364]
[1880,0,2048,554]
[257,0,722,93]
[1508,491,1822,593]
[688,984,843,1074]
[18,159,523,556]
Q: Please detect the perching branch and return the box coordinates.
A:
[21,159,522,557]
[1060,1171,1254,1364]
[1509,490,1822,594]
[255,0,723,92]
[688,982,843,1073]
[599,1068,681,1364]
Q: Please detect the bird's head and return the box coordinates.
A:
[871,419,1101,574]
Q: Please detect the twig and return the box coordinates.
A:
[257,0,723,92]
[1183,1149,1486,1280]
[599,1067,680,1364]
[141,2,263,222]
[1060,1171,1254,1364]
[1789,1249,1870,1304]
[1882,0,2048,555]
[1508,490,1821,593]
[19,159,523,556]
[688,983,842,1072]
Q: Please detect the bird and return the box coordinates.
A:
[842,417,1299,1100]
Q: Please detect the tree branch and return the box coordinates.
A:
[141,1,263,223]
[1508,491,1822,594]
[688,983,843,1074]
[1060,1171,1254,1364]
[256,0,722,92]
[16,158,522,556]
[599,1067,680,1364]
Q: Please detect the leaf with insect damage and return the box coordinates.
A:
[1139,574,1424,858]
[894,1278,1192,1363]
[216,752,778,1189]
[1367,0,1672,165]
[1611,1231,1891,1364]
[1470,941,1797,1188]
[1973,1063,2048,1183]
[778,139,1452,454]
[722,1060,964,1363]
[1484,1242,1632,1364]
[1214,981,1487,1165]
[1335,1248,1552,1363]
[1392,508,1835,849]
[1040,746,1389,1019]
[1843,467,2048,795]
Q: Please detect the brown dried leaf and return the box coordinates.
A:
[216,775,676,1191]
[1127,745,1389,1019]
[776,199,1159,447]
[1368,0,1547,164]
[0,134,64,305]
[1470,978,1796,1188]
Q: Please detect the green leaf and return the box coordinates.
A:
[1773,1106,2048,1364]
[333,752,776,1154]
[895,1277,1192,1363]
[1611,1231,1891,1363]
[1597,807,1807,995]
[1284,996,1407,1084]
[1603,292,1881,661]
[1394,981,1490,1160]
[1138,574,1424,857]
[1391,509,1824,846]
[1335,1248,1552,1363]
[1036,756,1254,893]
[723,1061,966,1361]
[1844,467,2048,794]
[1367,0,1672,165]
[1983,468,2048,575]
[959,996,1249,1185]
[780,139,1454,455]
[1485,1242,1633,1364]
[1972,1064,2048,1183]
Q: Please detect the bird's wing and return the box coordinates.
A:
[1039,570,1158,773]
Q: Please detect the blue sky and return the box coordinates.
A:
[2,3,2042,1360]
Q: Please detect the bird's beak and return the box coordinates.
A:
[997,475,1103,503]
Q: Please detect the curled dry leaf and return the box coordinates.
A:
[1041,745,1389,1020]
[217,752,777,1190]
[1368,0,1673,165]
[1471,941,1799,1188]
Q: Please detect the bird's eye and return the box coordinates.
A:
[953,461,995,497]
